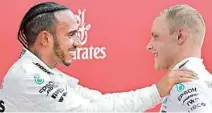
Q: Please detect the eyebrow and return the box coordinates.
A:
[68,30,78,36]
[152,32,159,36]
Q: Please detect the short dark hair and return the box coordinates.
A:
[18,2,69,48]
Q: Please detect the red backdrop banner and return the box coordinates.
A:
[0,0,212,111]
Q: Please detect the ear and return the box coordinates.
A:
[176,28,188,45]
[37,31,53,47]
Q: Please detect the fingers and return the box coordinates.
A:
[174,69,195,75]
[174,73,198,83]
[176,67,197,75]
[172,69,198,78]
[179,71,198,79]
[176,77,194,83]
[169,69,198,84]
[177,67,192,71]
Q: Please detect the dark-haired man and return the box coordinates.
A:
[0,2,197,112]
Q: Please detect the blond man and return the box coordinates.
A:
[147,4,212,112]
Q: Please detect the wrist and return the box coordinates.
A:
[149,84,163,104]
[155,83,163,98]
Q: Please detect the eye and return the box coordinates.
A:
[69,32,78,39]
[153,34,159,38]
[69,32,76,37]
[152,34,159,40]
[68,30,78,39]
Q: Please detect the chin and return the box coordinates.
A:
[154,63,167,70]
[59,59,72,66]
[154,64,161,70]
[154,60,161,70]
[63,62,72,66]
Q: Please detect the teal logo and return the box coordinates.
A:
[34,74,44,85]
[176,83,185,92]
[163,97,168,104]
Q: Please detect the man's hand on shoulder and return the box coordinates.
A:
[156,69,198,97]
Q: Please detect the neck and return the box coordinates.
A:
[29,47,57,69]
[168,48,201,70]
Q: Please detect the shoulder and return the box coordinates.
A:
[3,59,50,88]
[169,79,206,103]
[6,60,37,78]
[171,80,204,94]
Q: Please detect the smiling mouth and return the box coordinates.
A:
[68,49,76,58]
[69,51,75,57]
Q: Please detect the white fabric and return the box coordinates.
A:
[0,48,161,112]
[160,57,212,112]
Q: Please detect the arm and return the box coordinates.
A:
[66,69,197,112]
[17,67,195,112]
[22,72,161,112]
[74,84,161,111]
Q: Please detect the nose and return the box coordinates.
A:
[73,36,82,48]
[146,42,153,51]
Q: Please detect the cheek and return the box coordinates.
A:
[160,43,176,58]
[58,37,73,50]
[68,38,75,45]
[153,41,165,52]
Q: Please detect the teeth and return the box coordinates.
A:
[69,51,74,54]
[69,51,75,57]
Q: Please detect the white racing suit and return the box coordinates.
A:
[160,57,212,112]
[0,48,161,112]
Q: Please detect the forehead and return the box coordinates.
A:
[152,16,169,35]
[54,10,79,31]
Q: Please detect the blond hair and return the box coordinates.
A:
[159,4,206,47]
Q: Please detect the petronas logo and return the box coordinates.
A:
[34,74,44,85]
[176,83,185,92]
[163,97,168,104]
